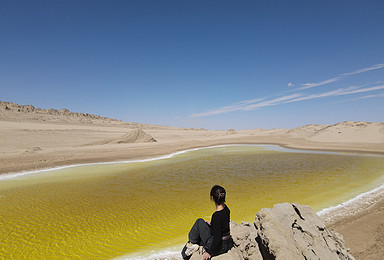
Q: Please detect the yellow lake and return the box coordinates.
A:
[0,145,383,259]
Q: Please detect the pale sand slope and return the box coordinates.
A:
[1,101,384,259]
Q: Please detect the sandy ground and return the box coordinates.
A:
[1,107,384,259]
[328,198,384,259]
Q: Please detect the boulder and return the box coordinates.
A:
[189,203,354,260]
[231,221,263,259]
[189,247,243,260]
[254,203,355,260]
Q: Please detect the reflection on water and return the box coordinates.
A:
[0,146,383,259]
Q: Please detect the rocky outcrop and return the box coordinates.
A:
[230,221,263,259]
[189,203,354,260]
[0,101,121,122]
[254,203,354,260]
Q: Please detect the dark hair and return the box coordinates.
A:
[210,185,226,205]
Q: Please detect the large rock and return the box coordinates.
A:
[189,203,354,260]
[254,203,355,260]
[230,221,262,259]
[189,247,243,260]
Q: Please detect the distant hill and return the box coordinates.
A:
[0,101,179,130]
[286,121,384,143]
[0,101,121,122]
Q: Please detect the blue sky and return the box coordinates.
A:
[1,1,383,130]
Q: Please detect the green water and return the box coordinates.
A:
[0,145,383,259]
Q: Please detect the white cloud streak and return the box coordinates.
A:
[190,85,384,118]
[341,63,384,76]
[242,94,302,111]
[357,92,384,99]
[342,85,384,94]
[189,98,266,117]
[300,77,340,89]
[190,94,303,118]
[299,63,384,90]
[338,91,384,103]
[283,85,384,104]
[190,94,301,117]
[190,63,384,118]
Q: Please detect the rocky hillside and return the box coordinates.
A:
[0,101,121,122]
[190,203,355,260]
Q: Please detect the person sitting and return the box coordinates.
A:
[181,185,233,259]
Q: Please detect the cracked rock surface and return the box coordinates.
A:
[254,203,355,260]
[189,203,355,260]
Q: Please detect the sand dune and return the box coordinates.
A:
[226,128,237,135]
[286,124,325,138]
[308,121,384,143]
[87,129,157,145]
[286,121,384,143]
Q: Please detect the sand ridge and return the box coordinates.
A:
[85,129,157,145]
[285,121,384,143]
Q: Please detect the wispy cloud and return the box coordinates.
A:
[190,94,302,118]
[190,94,301,117]
[190,63,384,118]
[299,63,384,90]
[356,92,384,99]
[242,94,302,111]
[337,91,384,103]
[342,85,384,94]
[190,85,384,118]
[341,63,384,76]
[284,85,384,103]
[300,77,340,89]
[189,98,265,117]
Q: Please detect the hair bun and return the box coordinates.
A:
[210,185,226,205]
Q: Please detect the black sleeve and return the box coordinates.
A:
[206,212,221,255]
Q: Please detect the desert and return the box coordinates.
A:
[2,2,384,259]
[1,101,384,259]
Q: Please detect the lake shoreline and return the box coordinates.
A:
[1,118,384,259]
[2,137,384,176]
[2,143,384,259]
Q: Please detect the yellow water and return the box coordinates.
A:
[1,145,384,259]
